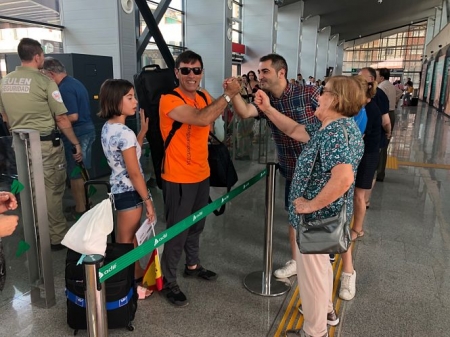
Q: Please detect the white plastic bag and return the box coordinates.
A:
[136,219,157,269]
[61,198,113,256]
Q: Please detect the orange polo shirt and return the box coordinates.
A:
[159,88,212,183]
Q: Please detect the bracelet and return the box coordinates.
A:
[142,193,153,202]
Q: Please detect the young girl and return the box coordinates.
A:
[98,79,156,298]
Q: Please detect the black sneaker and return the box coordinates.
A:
[298,305,339,326]
[183,265,218,281]
[162,282,188,307]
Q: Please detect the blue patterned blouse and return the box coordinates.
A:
[288,118,364,230]
[101,123,143,194]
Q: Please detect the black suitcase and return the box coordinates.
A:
[134,64,178,189]
[65,243,138,335]
[411,97,418,106]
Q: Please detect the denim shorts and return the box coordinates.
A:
[113,190,143,211]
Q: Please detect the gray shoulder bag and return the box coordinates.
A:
[296,125,352,254]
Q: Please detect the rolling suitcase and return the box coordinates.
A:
[65,243,138,335]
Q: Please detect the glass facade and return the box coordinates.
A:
[343,22,427,86]
[140,0,185,68]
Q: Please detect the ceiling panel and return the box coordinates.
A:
[0,0,60,26]
[280,0,442,41]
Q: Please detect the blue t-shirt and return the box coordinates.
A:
[353,107,367,134]
[59,76,94,136]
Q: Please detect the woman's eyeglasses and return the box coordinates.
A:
[319,87,334,96]
[178,67,203,75]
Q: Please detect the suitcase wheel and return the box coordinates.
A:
[127,323,135,331]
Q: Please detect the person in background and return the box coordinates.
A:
[226,53,320,280]
[98,79,156,298]
[42,57,96,219]
[0,38,82,251]
[296,73,306,85]
[159,50,240,307]
[254,76,366,337]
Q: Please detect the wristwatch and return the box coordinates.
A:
[222,93,231,103]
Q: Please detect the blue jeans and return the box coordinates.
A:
[63,130,95,179]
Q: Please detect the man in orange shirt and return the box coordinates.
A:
[159,50,240,307]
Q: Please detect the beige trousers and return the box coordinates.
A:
[38,141,67,244]
[295,244,333,337]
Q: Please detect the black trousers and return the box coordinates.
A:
[160,178,209,284]
[377,110,396,181]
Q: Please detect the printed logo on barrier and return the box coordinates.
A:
[221,195,229,203]
[243,182,250,190]
[101,263,117,279]
[192,211,203,222]
[76,296,85,307]
[99,271,104,279]
[119,296,128,307]
[260,172,265,178]
[154,233,168,246]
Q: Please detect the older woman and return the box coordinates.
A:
[254,76,366,337]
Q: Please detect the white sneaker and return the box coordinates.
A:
[339,270,356,300]
[273,259,297,278]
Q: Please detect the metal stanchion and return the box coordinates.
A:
[244,162,291,296]
[84,254,108,337]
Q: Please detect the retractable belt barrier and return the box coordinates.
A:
[98,169,267,283]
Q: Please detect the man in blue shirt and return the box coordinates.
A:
[43,57,95,218]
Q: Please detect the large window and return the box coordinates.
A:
[343,22,427,86]
[140,0,185,68]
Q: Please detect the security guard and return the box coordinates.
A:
[0,38,82,251]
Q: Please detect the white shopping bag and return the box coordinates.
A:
[61,198,113,256]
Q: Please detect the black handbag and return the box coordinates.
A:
[208,132,238,215]
[296,125,351,254]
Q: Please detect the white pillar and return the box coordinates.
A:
[434,7,442,37]
[60,0,136,81]
[425,17,435,50]
[185,0,232,98]
[277,1,303,79]
[300,15,320,79]
[315,26,331,80]
[335,40,345,76]
[441,0,448,28]
[242,0,277,74]
[327,34,339,77]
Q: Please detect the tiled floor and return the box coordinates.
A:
[1,102,450,336]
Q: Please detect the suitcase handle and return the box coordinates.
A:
[84,180,111,210]
[142,64,161,71]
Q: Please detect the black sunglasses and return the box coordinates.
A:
[178,67,203,75]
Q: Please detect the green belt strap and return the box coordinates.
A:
[99,169,267,283]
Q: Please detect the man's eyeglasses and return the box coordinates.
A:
[178,67,203,75]
[319,87,335,96]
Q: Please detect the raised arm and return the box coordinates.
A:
[167,80,241,126]
[254,90,310,143]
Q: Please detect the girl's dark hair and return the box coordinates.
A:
[98,79,134,119]
[247,70,258,81]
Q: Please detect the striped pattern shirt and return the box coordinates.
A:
[256,83,320,180]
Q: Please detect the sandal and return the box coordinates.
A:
[351,229,364,241]
[137,285,153,300]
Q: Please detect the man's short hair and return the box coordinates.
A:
[360,67,377,81]
[377,68,390,80]
[175,50,203,69]
[17,38,43,62]
[43,57,66,74]
[259,54,288,78]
